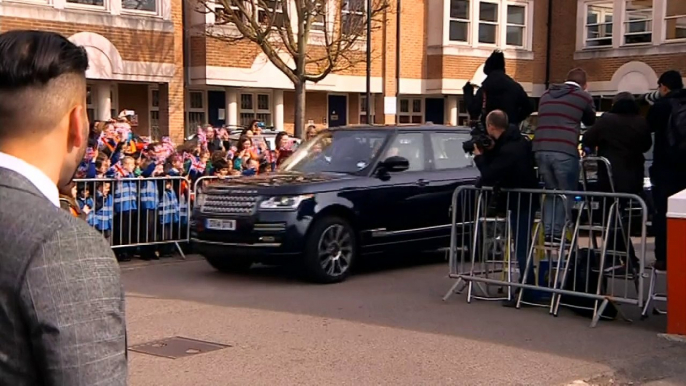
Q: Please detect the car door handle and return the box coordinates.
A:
[416,179,429,187]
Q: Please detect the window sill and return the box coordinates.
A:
[574,42,686,60]
[428,45,534,60]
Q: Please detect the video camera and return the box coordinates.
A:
[462,120,493,154]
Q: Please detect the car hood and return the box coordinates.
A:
[205,172,358,195]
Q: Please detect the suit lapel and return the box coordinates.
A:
[0,167,54,204]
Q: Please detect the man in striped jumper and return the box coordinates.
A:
[533,68,597,240]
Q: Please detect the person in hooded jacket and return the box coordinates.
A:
[474,110,539,306]
[533,67,597,241]
[463,50,534,128]
[582,92,651,272]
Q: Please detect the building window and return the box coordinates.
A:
[360,94,375,124]
[187,91,206,132]
[312,2,327,31]
[398,98,423,124]
[478,1,499,44]
[585,2,614,47]
[666,0,686,41]
[258,0,285,28]
[215,1,246,24]
[342,0,365,35]
[86,86,95,123]
[506,4,526,46]
[458,97,470,126]
[150,88,160,139]
[66,0,104,6]
[240,93,272,127]
[449,0,470,42]
[122,0,156,12]
[624,0,652,45]
[110,89,117,119]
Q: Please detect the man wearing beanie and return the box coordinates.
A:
[647,70,686,271]
[463,50,533,128]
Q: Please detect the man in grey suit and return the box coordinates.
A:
[0,30,127,385]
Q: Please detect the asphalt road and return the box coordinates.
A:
[122,254,686,386]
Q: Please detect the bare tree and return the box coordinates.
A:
[197,0,390,137]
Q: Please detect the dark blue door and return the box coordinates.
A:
[208,90,226,127]
[328,95,347,128]
[425,98,445,124]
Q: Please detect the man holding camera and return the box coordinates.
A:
[474,110,539,305]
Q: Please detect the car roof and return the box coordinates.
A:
[330,124,472,133]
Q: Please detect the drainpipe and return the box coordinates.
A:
[544,0,553,90]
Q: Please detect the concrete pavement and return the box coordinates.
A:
[122,255,686,386]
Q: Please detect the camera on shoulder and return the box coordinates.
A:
[462,120,494,154]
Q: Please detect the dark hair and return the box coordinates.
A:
[566,68,588,87]
[275,131,288,149]
[0,30,89,137]
[237,135,252,151]
[483,50,505,75]
[486,109,509,130]
[658,70,683,91]
[212,159,229,170]
[248,119,259,129]
[610,92,640,115]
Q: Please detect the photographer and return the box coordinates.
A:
[463,51,533,128]
[474,110,539,306]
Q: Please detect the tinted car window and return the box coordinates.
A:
[429,132,472,170]
[383,133,425,172]
[280,130,389,174]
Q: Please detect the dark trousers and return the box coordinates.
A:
[651,169,686,264]
[113,211,137,247]
[601,198,639,268]
[509,199,537,285]
[139,209,158,258]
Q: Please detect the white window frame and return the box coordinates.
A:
[239,92,273,127]
[623,0,653,46]
[505,2,526,47]
[448,0,471,43]
[121,0,161,16]
[477,0,499,46]
[664,0,686,42]
[187,90,207,133]
[256,0,285,29]
[64,0,108,12]
[443,0,534,52]
[398,97,424,124]
[341,0,366,36]
[583,1,615,48]
[359,94,376,124]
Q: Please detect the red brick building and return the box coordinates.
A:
[2,0,685,137]
[0,0,186,142]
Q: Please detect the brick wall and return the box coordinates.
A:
[549,1,686,84]
[118,83,149,135]
[0,17,175,63]
[282,90,329,134]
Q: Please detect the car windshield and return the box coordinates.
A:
[279,130,389,174]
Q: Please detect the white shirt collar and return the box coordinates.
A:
[565,81,582,89]
[0,151,60,207]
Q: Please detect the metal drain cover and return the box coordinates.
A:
[129,337,230,359]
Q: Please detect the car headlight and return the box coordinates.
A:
[644,177,652,189]
[259,195,313,210]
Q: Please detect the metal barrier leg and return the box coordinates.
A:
[591,298,609,328]
[175,242,187,260]
[442,278,466,301]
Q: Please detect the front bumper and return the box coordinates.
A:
[190,210,311,261]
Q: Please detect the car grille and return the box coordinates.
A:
[201,190,259,215]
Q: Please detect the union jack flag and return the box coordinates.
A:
[189,156,206,174]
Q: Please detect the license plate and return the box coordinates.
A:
[573,201,599,210]
[206,219,236,230]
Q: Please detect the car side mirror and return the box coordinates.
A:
[379,156,409,173]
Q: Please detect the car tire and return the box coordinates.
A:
[302,216,357,284]
[204,254,253,273]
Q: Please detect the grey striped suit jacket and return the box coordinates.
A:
[0,168,127,385]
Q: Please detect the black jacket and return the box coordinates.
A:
[582,100,652,194]
[647,88,686,173]
[467,70,534,127]
[474,126,539,190]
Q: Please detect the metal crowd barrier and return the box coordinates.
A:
[72,176,192,259]
[443,185,649,328]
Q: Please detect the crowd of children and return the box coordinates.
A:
[58,117,302,262]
